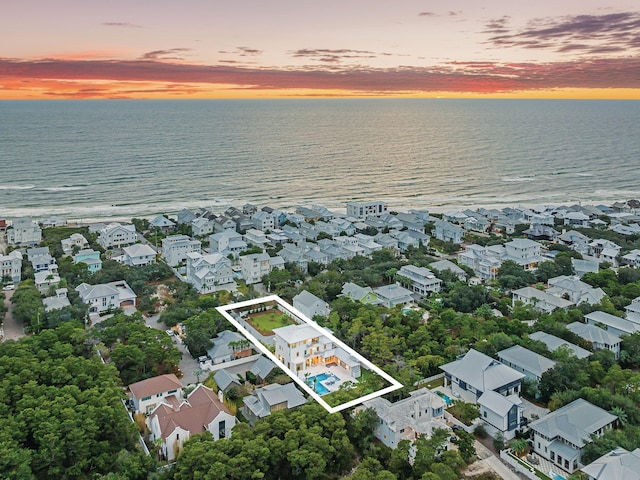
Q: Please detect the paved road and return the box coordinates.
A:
[144,313,200,385]
[2,289,25,341]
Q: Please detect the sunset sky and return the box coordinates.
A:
[2,1,640,99]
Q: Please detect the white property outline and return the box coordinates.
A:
[216,295,403,413]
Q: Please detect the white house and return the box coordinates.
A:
[243,229,270,248]
[150,215,176,232]
[118,243,157,267]
[581,447,640,480]
[504,238,544,271]
[373,284,415,308]
[273,324,361,379]
[584,310,640,338]
[35,269,61,294]
[567,321,621,359]
[477,390,523,440]
[358,388,448,449]
[61,233,89,255]
[497,345,556,383]
[440,349,525,403]
[0,250,23,283]
[147,385,236,461]
[191,216,214,237]
[185,252,234,294]
[161,235,201,267]
[43,288,71,312]
[346,201,388,219]
[512,286,574,314]
[7,217,42,246]
[529,399,617,474]
[622,249,640,268]
[293,290,330,319]
[252,211,275,231]
[547,275,606,305]
[129,373,184,414]
[528,331,591,359]
[209,231,247,258]
[626,296,640,324]
[433,219,464,244]
[240,252,272,284]
[76,280,137,313]
[97,223,137,249]
[397,265,442,296]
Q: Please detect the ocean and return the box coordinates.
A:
[1,99,639,221]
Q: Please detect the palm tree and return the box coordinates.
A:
[509,438,529,457]
[610,406,628,426]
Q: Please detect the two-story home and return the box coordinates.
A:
[117,243,157,267]
[7,217,42,246]
[76,280,137,313]
[567,321,621,359]
[185,252,234,293]
[252,210,275,231]
[129,373,184,414]
[346,201,388,219]
[209,231,247,258]
[584,311,640,337]
[512,286,574,314]
[497,345,556,383]
[340,282,380,305]
[373,284,415,308]
[149,215,176,233]
[546,275,606,306]
[73,249,102,273]
[97,223,137,249]
[581,447,640,480]
[358,388,448,449]
[293,290,330,319]
[243,229,270,248]
[273,323,361,379]
[477,390,523,441]
[529,398,617,474]
[147,385,235,461]
[242,383,307,424]
[504,238,544,271]
[433,219,464,244]
[528,331,591,359]
[440,349,525,403]
[0,250,22,283]
[191,216,214,237]
[161,235,201,267]
[397,265,442,296]
[61,233,89,255]
[240,252,272,285]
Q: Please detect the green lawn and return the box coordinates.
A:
[246,311,295,335]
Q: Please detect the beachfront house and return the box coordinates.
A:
[149,215,176,233]
[440,349,524,403]
[185,252,234,293]
[148,385,235,461]
[357,388,448,449]
[346,201,388,219]
[161,234,201,267]
[7,217,42,246]
[97,223,137,249]
[529,398,617,474]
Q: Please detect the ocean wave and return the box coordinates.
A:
[501,176,534,183]
[0,184,35,190]
[40,186,87,192]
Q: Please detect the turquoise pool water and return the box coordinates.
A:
[307,373,340,395]
[551,474,566,480]
[436,391,453,405]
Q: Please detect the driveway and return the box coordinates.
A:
[465,440,525,480]
[2,289,25,341]
[144,313,200,386]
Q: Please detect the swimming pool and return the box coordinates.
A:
[550,474,566,480]
[306,373,340,395]
[436,391,453,405]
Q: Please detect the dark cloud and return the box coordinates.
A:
[139,48,191,61]
[485,12,640,55]
[418,12,436,17]
[290,48,378,63]
[2,56,639,95]
[102,22,141,28]
[236,47,263,56]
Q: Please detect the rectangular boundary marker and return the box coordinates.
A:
[216,295,403,413]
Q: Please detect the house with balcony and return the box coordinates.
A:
[477,390,523,441]
[273,323,361,379]
[440,349,524,404]
[584,311,640,338]
[397,265,442,296]
[7,217,42,246]
[546,275,606,305]
[512,286,574,314]
[529,398,617,475]
[148,384,235,461]
[76,280,137,313]
[185,252,234,293]
[374,284,415,308]
[346,201,388,219]
[567,322,621,359]
[161,235,201,267]
[2,249,24,283]
[240,252,272,284]
[150,215,176,233]
[61,233,89,255]
[117,243,157,267]
[357,388,448,449]
[97,223,137,249]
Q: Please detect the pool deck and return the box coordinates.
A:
[299,363,356,394]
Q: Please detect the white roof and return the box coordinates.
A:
[273,324,320,344]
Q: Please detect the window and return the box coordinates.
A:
[483,411,487,418]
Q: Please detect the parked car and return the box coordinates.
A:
[2,284,15,291]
